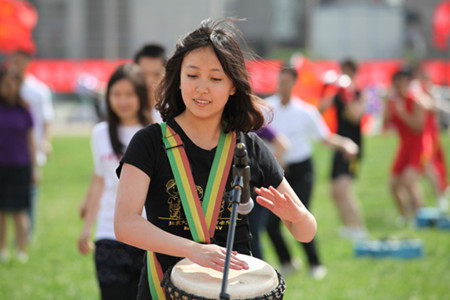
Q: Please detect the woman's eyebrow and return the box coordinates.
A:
[184,65,223,72]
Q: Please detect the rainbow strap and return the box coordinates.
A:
[146,122,236,300]
[147,251,165,300]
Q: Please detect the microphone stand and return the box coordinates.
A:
[219,167,244,300]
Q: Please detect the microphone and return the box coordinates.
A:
[232,142,253,215]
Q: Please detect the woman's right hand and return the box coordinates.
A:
[187,243,249,273]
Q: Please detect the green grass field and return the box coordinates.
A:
[0,132,449,300]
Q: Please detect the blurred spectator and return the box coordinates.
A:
[319,59,368,240]
[409,65,449,212]
[133,44,166,123]
[384,69,426,226]
[262,67,358,279]
[0,66,37,263]
[78,64,150,300]
[9,50,54,240]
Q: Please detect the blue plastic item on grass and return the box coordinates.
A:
[354,240,390,257]
[416,207,443,228]
[437,217,450,230]
[390,239,424,259]
[354,239,423,259]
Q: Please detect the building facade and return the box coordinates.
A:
[28,0,447,60]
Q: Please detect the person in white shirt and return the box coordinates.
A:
[133,44,166,123]
[264,67,358,280]
[78,64,151,300]
[10,50,54,239]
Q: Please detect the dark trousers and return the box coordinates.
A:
[248,198,270,259]
[94,239,145,300]
[266,158,321,267]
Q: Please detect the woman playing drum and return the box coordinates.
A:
[114,18,317,300]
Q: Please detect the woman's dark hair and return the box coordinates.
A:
[0,65,28,109]
[105,63,151,158]
[280,67,298,80]
[156,18,268,133]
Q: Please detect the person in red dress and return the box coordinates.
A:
[384,69,427,225]
[409,68,449,212]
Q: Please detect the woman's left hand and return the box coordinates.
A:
[254,179,316,243]
[254,186,307,224]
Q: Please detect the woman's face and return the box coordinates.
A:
[179,46,235,121]
[109,78,140,124]
[0,72,21,104]
[394,77,410,98]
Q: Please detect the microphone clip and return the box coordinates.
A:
[231,175,244,202]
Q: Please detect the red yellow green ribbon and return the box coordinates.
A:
[147,251,165,300]
[146,122,236,299]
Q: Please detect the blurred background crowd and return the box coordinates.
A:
[1,0,449,132]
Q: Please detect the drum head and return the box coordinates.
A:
[170,254,279,299]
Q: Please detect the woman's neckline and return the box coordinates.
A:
[169,118,218,153]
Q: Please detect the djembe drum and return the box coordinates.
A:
[161,254,285,300]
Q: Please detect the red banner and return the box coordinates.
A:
[23,57,449,136]
[27,59,133,93]
[355,59,402,89]
[28,60,78,93]
[25,58,450,95]
[0,0,38,54]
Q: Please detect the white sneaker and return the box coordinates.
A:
[309,265,327,280]
[279,259,302,276]
[339,226,368,240]
[395,216,409,228]
[438,196,449,213]
[0,250,9,262]
[17,252,28,264]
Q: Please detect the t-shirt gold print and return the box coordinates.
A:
[159,179,240,231]
[166,179,182,220]
[215,187,241,231]
[159,179,204,230]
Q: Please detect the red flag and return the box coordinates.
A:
[433,1,450,50]
[246,60,282,96]
[292,55,324,106]
[0,0,38,54]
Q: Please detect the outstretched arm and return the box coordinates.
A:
[78,173,104,254]
[114,163,249,272]
[254,178,317,242]
[321,133,359,160]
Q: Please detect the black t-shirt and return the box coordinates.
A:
[334,88,363,155]
[117,118,284,275]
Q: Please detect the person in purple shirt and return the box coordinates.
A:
[0,66,36,263]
